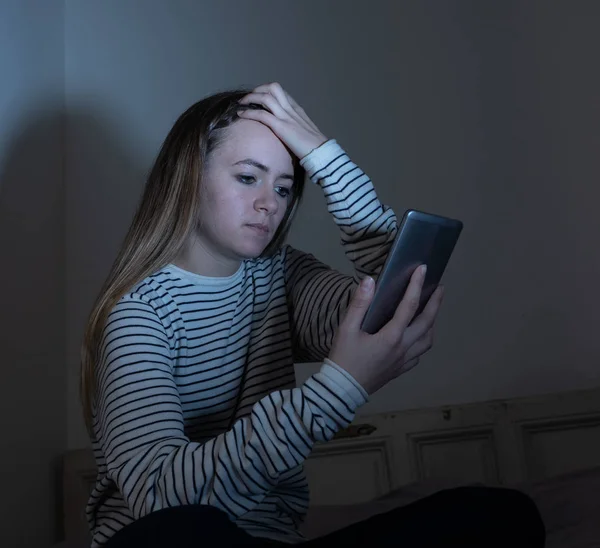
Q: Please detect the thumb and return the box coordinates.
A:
[343,276,375,331]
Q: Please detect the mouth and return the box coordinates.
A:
[247,223,270,235]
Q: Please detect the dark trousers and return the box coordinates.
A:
[105,486,545,547]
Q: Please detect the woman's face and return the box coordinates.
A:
[193,119,295,274]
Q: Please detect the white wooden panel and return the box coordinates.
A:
[305,437,394,505]
[391,403,503,485]
[62,449,96,546]
[408,427,499,484]
[520,415,600,481]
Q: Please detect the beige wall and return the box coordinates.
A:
[62,0,600,446]
[0,1,66,547]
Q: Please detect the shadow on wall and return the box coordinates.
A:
[0,103,66,546]
[0,100,147,546]
[66,102,148,280]
[64,102,148,453]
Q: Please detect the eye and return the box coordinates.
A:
[276,186,291,199]
[237,174,256,185]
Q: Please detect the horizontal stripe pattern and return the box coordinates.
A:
[87,140,397,546]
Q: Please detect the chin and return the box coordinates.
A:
[234,243,269,260]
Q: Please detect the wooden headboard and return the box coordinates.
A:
[62,385,600,546]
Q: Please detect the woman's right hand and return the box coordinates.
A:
[329,266,444,396]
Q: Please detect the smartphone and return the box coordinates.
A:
[360,209,463,334]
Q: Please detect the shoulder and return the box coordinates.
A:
[108,266,186,335]
[129,266,185,303]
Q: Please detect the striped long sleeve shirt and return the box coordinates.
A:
[86,139,398,546]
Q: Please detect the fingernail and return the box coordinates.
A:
[361,276,374,293]
[420,265,427,276]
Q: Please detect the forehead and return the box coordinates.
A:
[210,119,294,172]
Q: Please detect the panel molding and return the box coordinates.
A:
[518,412,600,481]
[306,435,395,504]
[407,425,500,484]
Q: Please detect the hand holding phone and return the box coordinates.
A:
[360,209,463,334]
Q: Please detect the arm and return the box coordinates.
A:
[237,83,397,276]
[237,83,398,362]
[95,295,367,520]
[285,140,397,362]
[300,139,397,279]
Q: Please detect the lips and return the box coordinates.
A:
[247,223,270,234]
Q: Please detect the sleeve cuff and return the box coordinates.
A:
[322,358,369,407]
[299,139,344,180]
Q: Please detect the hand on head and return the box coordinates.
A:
[237,82,328,160]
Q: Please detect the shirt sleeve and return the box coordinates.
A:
[285,139,398,362]
[93,294,368,521]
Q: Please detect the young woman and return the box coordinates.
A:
[82,83,545,547]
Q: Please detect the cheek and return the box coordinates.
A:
[199,185,239,219]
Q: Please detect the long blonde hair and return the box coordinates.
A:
[81,90,305,433]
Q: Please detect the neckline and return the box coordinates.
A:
[164,262,245,287]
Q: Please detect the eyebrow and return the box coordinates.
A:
[233,159,294,181]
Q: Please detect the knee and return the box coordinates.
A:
[496,489,545,545]
[448,486,545,545]
[493,488,541,516]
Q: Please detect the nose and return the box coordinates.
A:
[254,186,278,216]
